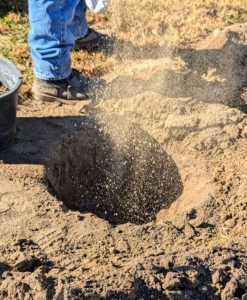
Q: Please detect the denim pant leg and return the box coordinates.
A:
[28,0,80,80]
[68,0,88,40]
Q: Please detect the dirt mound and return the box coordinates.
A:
[1,23,247,299]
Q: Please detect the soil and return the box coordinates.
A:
[1,23,247,300]
[0,82,8,95]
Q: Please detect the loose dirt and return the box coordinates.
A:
[1,23,247,300]
[0,82,8,95]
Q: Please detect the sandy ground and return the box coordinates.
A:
[1,23,247,300]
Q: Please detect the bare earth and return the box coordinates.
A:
[1,23,247,300]
[0,83,8,95]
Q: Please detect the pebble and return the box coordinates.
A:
[136,263,145,270]
[224,219,236,228]
[211,269,229,285]
[189,217,204,227]
[212,270,221,284]
[109,247,118,254]
[220,213,228,222]
[162,272,182,290]
[12,255,36,272]
[183,224,195,239]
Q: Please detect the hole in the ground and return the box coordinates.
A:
[46,115,183,225]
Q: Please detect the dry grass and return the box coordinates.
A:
[0,12,31,97]
[1,0,247,99]
[71,51,114,78]
[105,0,247,46]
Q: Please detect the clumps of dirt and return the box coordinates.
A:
[0,81,8,95]
[46,114,183,224]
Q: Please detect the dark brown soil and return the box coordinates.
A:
[47,114,183,225]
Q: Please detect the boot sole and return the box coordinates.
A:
[32,89,83,105]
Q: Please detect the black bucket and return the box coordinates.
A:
[0,57,22,151]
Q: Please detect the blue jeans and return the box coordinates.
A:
[28,0,88,80]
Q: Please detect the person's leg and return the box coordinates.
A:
[29,0,92,104]
[28,0,79,80]
[69,0,111,50]
[68,0,89,40]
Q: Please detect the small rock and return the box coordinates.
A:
[136,263,145,270]
[237,181,247,198]
[162,272,182,290]
[189,217,204,227]
[224,219,236,228]
[109,247,117,254]
[212,270,221,284]
[183,224,195,239]
[12,255,37,272]
[220,141,232,150]
[184,266,206,282]
[211,270,229,284]
[211,269,229,284]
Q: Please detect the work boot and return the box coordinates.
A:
[32,69,89,105]
[74,28,112,51]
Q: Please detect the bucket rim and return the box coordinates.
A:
[0,56,22,99]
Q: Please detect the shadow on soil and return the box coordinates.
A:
[52,250,247,300]
[104,30,247,112]
[2,243,246,300]
[56,278,170,300]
